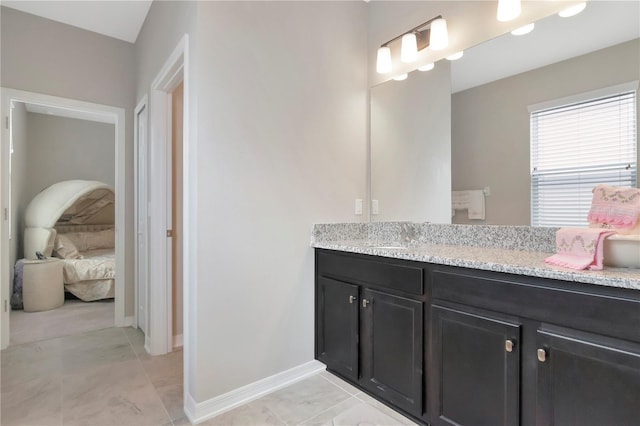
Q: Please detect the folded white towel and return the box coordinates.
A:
[452,190,485,220]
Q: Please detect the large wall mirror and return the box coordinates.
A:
[370,0,640,225]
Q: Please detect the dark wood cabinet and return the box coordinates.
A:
[316,276,359,381]
[431,266,640,426]
[315,250,426,421]
[361,288,423,417]
[536,325,640,426]
[430,304,520,426]
[315,249,640,426]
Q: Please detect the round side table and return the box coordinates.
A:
[22,258,64,312]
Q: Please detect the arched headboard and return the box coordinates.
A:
[23,180,115,259]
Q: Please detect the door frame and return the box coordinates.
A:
[0,88,127,349]
[147,34,191,358]
[134,95,149,337]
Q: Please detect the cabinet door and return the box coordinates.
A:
[537,328,640,426]
[431,304,521,426]
[361,288,423,418]
[316,277,359,381]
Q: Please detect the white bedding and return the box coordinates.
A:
[60,248,115,301]
[61,248,115,283]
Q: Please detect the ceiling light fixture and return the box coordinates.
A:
[418,63,435,72]
[559,2,586,17]
[497,0,521,22]
[375,15,449,74]
[446,51,464,61]
[511,23,535,35]
[393,74,408,81]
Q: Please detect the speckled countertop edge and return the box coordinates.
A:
[312,240,640,291]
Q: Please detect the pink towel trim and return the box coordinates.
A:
[544,228,616,271]
[587,184,640,228]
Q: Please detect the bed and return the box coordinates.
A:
[23,180,116,301]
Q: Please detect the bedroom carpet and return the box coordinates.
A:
[9,298,114,346]
[1,325,417,426]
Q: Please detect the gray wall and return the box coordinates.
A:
[452,38,640,225]
[1,7,136,315]
[136,0,368,403]
[371,63,452,223]
[25,113,114,205]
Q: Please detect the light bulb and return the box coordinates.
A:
[376,46,392,74]
[497,0,521,22]
[559,2,586,17]
[446,51,464,61]
[400,33,418,63]
[392,74,408,81]
[511,23,534,36]
[429,18,448,50]
[418,63,435,72]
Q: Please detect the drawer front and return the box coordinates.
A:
[432,268,640,344]
[317,250,424,296]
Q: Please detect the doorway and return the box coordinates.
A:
[0,88,127,349]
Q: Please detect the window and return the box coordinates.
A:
[530,88,637,227]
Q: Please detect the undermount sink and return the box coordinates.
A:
[603,234,640,269]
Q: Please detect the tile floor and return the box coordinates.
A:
[195,372,418,426]
[10,299,114,345]
[2,325,417,426]
[1,327,183,426]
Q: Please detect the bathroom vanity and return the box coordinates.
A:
[313,223,640,426]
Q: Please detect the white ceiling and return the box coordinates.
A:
[451,1,640,93]
[0,0,152,43]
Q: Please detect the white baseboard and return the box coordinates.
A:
[173,334,183,348]
[184,360,325,424]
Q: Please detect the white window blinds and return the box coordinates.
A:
[531,90,637,227]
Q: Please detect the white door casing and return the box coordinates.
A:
[135,96,149,336]
[148,35,188,356]
[147,34,194,422]
[0,88,127,349]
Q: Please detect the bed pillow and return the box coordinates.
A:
[64,228,115,252]
[53,234,83,259]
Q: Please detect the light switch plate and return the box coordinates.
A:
[355,199,363,215]
[372,199,379,215]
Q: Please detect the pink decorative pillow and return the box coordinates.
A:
[53,234,83,259]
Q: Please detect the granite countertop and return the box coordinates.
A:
[312,239,640,291]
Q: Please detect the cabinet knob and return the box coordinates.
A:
[362,299,370,308]
[537,348,547,362]
[349,295,357,304]
[505,339,515,353]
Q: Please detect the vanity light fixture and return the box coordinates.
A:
[376,46,392,74]
[559,2,586,17]
[511,23,535,35]
[392,73,409,81]
[401,33,418,63]
[446,51,464,61]
[429,18,448,50]
[497,0,521,22]
[418,63,435,72]
[375,15,449,74]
